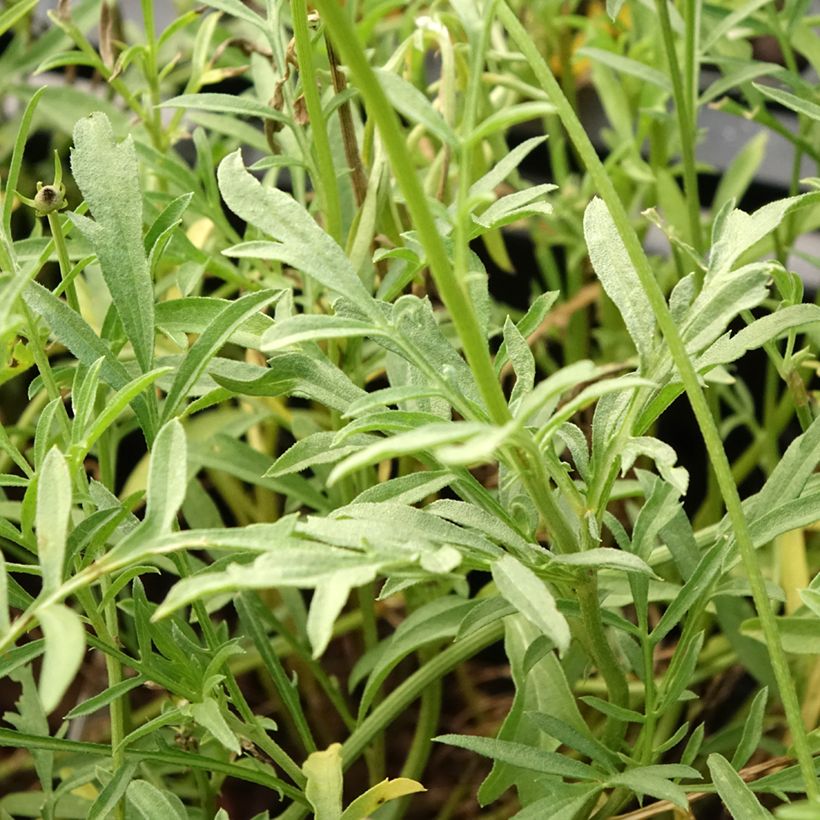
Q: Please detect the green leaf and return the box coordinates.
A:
[0,0,38,38]
[491,555,570,655]
[700,304,820,371]
[355,597,474,716]
[512,787,602,820]
[467,102,556,145]
[36,447,71,594]
[217,150,377,318]
[341,778,426,820]
[144,419,187,535]
[160,93,289,123]
[504,317,535,410]
[708,194,819,278]
[87,762,138,820]
[750,414,820,518]
[2,85,47,241]
[606,0,626,19]
[528,712,620,772]
[583,198,655,363]
[191,698,240,753]
[144,192,193,255]
[468,136,548,199]
[70,113,155,373]
[494,292,559,375]
[343,385,450,417]
[434,734,599,780]
[741,616,820,655]
[213,351,367,414]
[700,63,781,107]
[266,432,375,478]
[731,687,768,770]
[154,545,391,620]
[328,422,487,486]
[161,289,278,422]
[621,437,688,496]
[37,603,86,714]
[551,549,656,576]
[577,47,672,93]
[80,367,171,455]
[604,769,689,810]
[65,676,146,719]
[351,470,454,505]
[427,499,533,555]
[473,185,555,231]
[707,754,773,819]
[651,542,723,645]
[701,0,774,51]
[126,780,188,820]
[303,743,344,820]
[580,696,646,724]
[155,297,273,349]
[198,0,266,27]
[374,68,456,147]
[23,284,153,438]
[0,551,8,636]
[754,84,820,122]
[261,313,387,351]
[234,592,315,752]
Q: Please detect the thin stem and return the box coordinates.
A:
[654,0,703,255]
[341,620,504,768]
[497,1,818,798]
[0,728,306,802]
[292,0,343,243]
[47,213,79,313]
[74,584,126,820]
[315,0,510,425]
[356,581,386,784]
[379,677,442,820]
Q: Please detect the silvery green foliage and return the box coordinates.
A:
[1,1,819,814]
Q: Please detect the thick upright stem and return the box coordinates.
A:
[497,1,818,798]
[314,0,510,425]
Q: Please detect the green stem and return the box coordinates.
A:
[578,575,629,750]
[0,728,306,802]
[655,0,703,255]
[74,584,126,820]
[292,0,343,243]
[315,0,509,425]
[497,0,818,798]
[356,581,385,784]
[378,674,442,820]
[341,620,504,768]
[47,213,79,313]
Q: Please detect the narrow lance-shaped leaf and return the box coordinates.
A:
[217,150,378,320]
[36,447,72,594]
[70,113,155,373]
[160,289,279,422]
[492,555,570,655]
[24,281,156,440]
[37,603,86,714]
[126,780,189,820]
[707,754,773,819]
[144,419,187,535]
[583,198,655,364]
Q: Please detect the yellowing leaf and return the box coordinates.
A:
[341,777,426,820]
